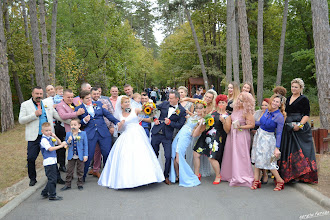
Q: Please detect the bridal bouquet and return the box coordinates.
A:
[204,114,215,130]
[142,102,158,117]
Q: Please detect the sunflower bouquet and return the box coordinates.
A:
[142,102,158,116]
[204,114,215,130]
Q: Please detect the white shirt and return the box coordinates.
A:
[40,137,57,166]
[167,104,178,118]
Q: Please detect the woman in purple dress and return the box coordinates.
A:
[221,92,255,187]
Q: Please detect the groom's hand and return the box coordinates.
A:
[154,119,160,125]
[164,118,171,125]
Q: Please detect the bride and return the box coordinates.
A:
[98,95,164,189]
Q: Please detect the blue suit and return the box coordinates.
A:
[75,101,120,177]
[65,131,88,161]
[151,101,186,178]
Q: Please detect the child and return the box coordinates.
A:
[40,122,67,201]
[53,86,64,105]
[132,93,141,103]
[61,118,88,191]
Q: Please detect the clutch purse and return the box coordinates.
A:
[232,120,240,129]
[270,153,281,163]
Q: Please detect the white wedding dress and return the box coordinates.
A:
[98,107,164,189]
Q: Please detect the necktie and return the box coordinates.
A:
[37,102,41,110]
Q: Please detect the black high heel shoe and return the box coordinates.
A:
[261,177,268,184]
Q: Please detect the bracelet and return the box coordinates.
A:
[153,118,158,122]
[299,124,304,129]
[166,119,171,125]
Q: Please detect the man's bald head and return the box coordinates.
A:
[46,85,55,97]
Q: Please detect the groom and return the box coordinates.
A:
[151,91,186,185]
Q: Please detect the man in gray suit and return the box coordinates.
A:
[19,86,68,186]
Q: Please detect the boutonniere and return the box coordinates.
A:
[175,107,180,115]
[69,104,75,110]
[93,103,97,109]
[44,105,48,108]
[76,136,81,142]
[51,138,56,143]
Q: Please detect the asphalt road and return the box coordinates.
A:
[2,173,329,220]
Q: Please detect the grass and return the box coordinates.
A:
[0,123,43,191]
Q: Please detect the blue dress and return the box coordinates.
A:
[169,116,201,187]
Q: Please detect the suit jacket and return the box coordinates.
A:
[151,101,186,140]
[65,131,88,161]
[75,101,120,139]
[56,100,77,132]
[18,98,69,141]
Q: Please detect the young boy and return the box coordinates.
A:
[53,86,64,105]
[61,118,88,191]
[132,93,141,103]
[40,122,67,201]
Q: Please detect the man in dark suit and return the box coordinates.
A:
[151,91,186,184]
[75,90,124,180]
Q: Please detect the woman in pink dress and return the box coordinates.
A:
[221,92,255,187]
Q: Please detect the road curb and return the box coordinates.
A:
[0,169,47,219]
[293,183,330,209]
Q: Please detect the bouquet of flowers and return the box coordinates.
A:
[142,102,158,117]
[204,114,215,130]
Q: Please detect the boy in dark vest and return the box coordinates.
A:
[40,122,67,201]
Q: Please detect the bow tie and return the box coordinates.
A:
[169,105,176,108]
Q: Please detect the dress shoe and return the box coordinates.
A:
[49,196,63,201]
[88,169,93,175]
[78,186,83,191]
[164,178,171,185]
[57,179,65,184]
[41,194,48,199]
[29,179,37,186]
[92,171,101,178]
[59,166,67,172]
[61,186,71,191]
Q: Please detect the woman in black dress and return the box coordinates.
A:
[192,95,229,184]
[278,78,318,183]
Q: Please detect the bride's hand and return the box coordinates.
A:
[117,120,125,130]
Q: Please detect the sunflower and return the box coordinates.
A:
[144,106,152,115]
[208,117,214,127]
[51,138,56,142]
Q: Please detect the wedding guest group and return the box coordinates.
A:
[17,77,318,201]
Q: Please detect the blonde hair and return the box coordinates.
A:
[291,78,305,94]
[121,95,130,104]
[132,93,141,100]
[203,89,217,111]
[42,122,51,129]
[234,92,255,116]
[227,82,240,102]
[55,85,63,92]
[268,94,287,118]
[178,86,188,96]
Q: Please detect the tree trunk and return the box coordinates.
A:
[50,0,58,85]
[3,0,24,104]
[39,0,50,85]
[201,23,210,68]
[29,0,45,91]
[232,1,240,84]
[225,0,232,84]
[0,1,14,132]
[275,0,288,86]
[237,0,253,84]
[311,0,330,130]
[182,0,209,90]
[257,0,264,106]
[21,0,30,42]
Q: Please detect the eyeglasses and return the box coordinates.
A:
[195,107,204,110]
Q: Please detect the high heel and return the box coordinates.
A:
[274,181,284,191]
[196,173,201,181]
[251,180,261,190]
[213,176,221,185]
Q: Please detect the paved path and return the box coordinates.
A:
[2,174,329,220]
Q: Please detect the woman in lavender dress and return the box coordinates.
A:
[221,92,255,187]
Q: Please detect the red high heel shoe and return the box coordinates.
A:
[196,173,201,181]
[251,180,261,190]
[213,176,221,185]
[274,181,284,191]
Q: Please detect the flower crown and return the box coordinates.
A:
[194,100,207,108]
